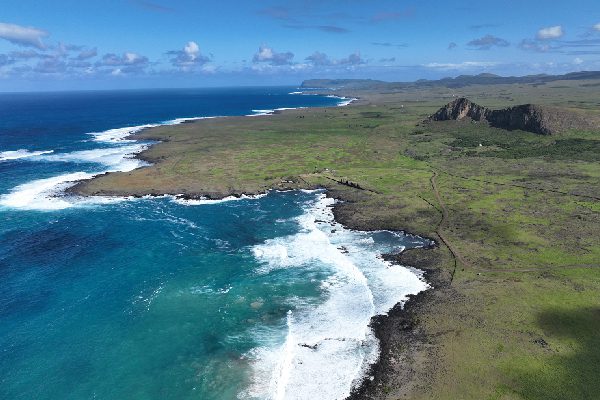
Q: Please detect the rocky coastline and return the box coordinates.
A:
[68,105,446,400]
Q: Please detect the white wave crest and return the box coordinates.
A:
[87,124,157,143]
[162,116,220,125]
[0,172,128,210]
[249,107,306,117]
[243,193,429,400]
[1,115,209,211]
[324,95,357,107]
[0,149,54,161]
[171,193,268,206]
[337,98,357,107]
[42,144,149,171]
[250,109,275,116]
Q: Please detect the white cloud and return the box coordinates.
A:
[519,39,551,52]
[424,61,498,70]
[184,41,199,59]
[124,52,144,64]
[339,52,364,65]
[252,45,294,65]
[254,46,274,62]
[305,51,331,66]
[99,52,148,66]
[77,48,97,60]
[168,41,210,70]
[0,22,49,49]
[94,52,149,76]
[594,23,600,32]
[305,51,365,67]
[536,25,564,40]
[201,64,217,74]
[573,57,584,65]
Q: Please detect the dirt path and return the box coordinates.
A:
[430,171,471,282]
[429,170,597,278]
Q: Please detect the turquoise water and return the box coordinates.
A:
[0,88,429,399]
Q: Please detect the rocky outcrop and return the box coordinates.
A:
[429,98,591,135]
[429,98,488,122]
[486,104,550,135]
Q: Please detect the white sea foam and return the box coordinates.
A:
[242,193,429,400]
[87,124,157,143]
[0,149,54,161]
[0,142,152,211]
[285,93,357,107]
[171,193,268,206]
[0,172,126,210]
[249,109,275,116]
[326,95,357,107]
[162,116,220,125]
[337,97,357,107]
[87,116,219,143]
[1,95,352,212]
[249,107,306,117]
[1,114,214,211]
[42,144,149,170]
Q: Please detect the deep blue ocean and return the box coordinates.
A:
[0,87,429,400]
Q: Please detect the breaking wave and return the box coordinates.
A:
[241,193,429,400]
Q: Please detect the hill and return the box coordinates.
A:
[429,97,592,135]
[301,71,600,90]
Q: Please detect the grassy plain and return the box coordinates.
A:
[75,78,600,399]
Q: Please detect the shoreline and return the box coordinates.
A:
[67,95,443,399]
[328,189,447,400]
[347,249,450,399]
[6,78,600,399]
[67,94,360,200]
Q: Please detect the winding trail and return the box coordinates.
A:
[429,170,599,279]
[430,171,471,282]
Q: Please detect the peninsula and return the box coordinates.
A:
[73,73,600,400]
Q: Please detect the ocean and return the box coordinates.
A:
[0,87,430,400]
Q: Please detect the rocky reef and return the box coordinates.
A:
[429,97,591,135]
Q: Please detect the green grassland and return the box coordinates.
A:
[75,78,600,399]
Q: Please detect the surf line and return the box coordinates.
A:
[0,95,355,211]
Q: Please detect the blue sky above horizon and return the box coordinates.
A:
[1,0,600,91]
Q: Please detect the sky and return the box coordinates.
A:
[1,0,600,91]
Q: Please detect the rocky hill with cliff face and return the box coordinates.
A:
[429,98,591,135]
[429,98,488,122]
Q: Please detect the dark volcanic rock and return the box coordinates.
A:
[430,97,488,122]
[429,97,591,135]
[486,104,591,135]
[486,104,549,134]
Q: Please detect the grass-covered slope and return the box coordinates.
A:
[74,79,600,400]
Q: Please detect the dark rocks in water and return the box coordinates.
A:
[429,97,591,135]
